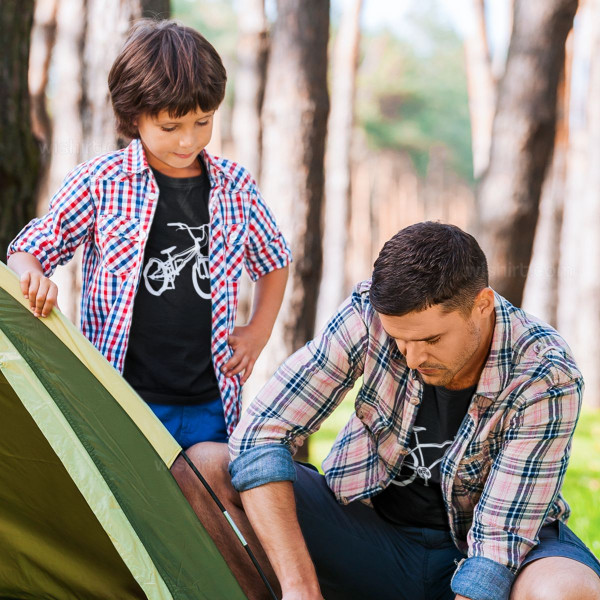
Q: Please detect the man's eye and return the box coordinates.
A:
[427,338,440,345]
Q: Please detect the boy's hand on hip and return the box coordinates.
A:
[20,271,59,318]
[223,325,269,384]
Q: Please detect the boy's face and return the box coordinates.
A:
[135,108,215,177]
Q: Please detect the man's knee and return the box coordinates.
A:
[510,557,600,600]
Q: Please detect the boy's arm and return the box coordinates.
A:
[6,161,93,317]
[223,265,288,383]
[7,252,58,318]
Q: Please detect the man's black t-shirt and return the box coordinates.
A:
[372,383,476,529]
[123,164,220,405]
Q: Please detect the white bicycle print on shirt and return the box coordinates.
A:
[143,222,210,299]
[390,426,454,487]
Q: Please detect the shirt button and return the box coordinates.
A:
[148,192,157,200]
[410,397,420,405]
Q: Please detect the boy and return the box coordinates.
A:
[7,20,291,448]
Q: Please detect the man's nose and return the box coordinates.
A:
[403,343,427,370]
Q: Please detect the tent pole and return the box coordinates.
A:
[180,451,279,600]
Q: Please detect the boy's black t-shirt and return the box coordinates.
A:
[123,163,221,405]
[371,383,476,530]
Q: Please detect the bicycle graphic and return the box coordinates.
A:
[390,427,454,487]
[143,222,210,299]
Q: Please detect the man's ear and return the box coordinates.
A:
[473,287,495,318]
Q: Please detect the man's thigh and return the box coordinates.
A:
[293,463,465,600]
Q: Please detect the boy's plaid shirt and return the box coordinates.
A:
[229,281,583,578]
[8,139,291,435]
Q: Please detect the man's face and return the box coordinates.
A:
[378,291,495,390]
[135,107,215,177]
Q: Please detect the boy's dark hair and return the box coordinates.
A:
[108,19,227,139]
[370,222,489,316]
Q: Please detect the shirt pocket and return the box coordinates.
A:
[97,213,141,275]
[355,396,388,439]
[223,223,249,281]
[456,447,492,496]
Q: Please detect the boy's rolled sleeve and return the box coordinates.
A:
[229,445,297,492]
[7,162,93,276]
[244,185,291,281]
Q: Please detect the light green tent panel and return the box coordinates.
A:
[0,262,246,600]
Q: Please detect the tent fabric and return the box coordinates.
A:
[0,262,246,600]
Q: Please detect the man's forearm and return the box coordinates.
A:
[240,480,322,599]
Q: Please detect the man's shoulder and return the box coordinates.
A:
[498,294,581,385]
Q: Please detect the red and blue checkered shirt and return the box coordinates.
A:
[8,139,291,435]
[229,281,584,597]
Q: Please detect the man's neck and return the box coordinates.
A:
[446,310,496,390]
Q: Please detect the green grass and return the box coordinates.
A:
[309,392,600,553]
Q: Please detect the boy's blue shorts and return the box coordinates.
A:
[293,463,600,600]
[147,397,227,449]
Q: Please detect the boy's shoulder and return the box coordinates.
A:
[202,151,257,194]
[74,141,140,183]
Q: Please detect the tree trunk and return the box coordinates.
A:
[29,0,58,165]
[522,33,573,327]
[315,0,362,332]
[0,0,41,258]
[464,0,496,178]
[44,0,87,324]
[477,0,578,306]
[570,0,600,408]
[557,1,592,351]
[82,0,143,156]
[243,0,330,442]
[231,0,268,179]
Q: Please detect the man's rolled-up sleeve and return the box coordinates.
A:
[228,290,370,489]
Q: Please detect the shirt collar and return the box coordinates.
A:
[122,138,149,175]
[121,141,222,185]
[474,291,514,399]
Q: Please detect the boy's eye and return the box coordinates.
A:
[161,126,176,132]
[197,120,209,127]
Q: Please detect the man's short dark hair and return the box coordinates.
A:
[370,222,489,316]
[108,19,227,139]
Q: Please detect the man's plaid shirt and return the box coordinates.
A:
[229,280,583,594]
[8,139,291,436]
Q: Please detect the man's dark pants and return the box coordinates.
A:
[293,463,600,600]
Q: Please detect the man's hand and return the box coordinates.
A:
[223,324,268,384]
[455,595,471,599]
[20,271,58,318]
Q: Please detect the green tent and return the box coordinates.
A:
[0,261,246,599]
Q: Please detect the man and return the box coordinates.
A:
[173,222,600,600]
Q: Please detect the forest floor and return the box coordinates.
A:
[309,387,600,555]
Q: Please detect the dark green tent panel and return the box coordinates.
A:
[0,263,246,600]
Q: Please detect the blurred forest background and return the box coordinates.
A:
[2,0,599,547]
